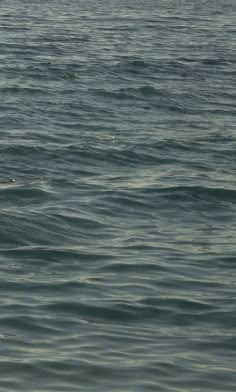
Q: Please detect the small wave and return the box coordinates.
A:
[90,85,163,100]
[0,186,56,206]
[142,185,236,204]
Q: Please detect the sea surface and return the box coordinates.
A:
[0,0,236,391]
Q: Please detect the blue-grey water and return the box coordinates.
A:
[0,0,236,391]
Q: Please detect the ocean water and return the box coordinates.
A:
[0,0,236,390]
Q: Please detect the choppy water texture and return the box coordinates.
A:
[0,0,236,391]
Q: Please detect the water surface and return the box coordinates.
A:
[0,1,236,391]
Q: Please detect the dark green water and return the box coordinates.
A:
[0,0,236,391]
